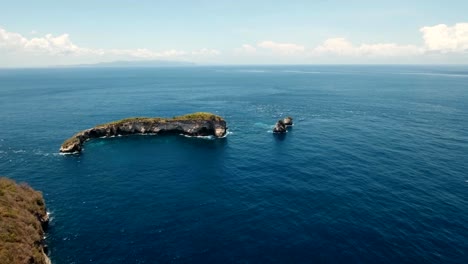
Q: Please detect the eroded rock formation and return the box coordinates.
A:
[60,112,227,154]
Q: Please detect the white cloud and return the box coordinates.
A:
[240,44,257,53]
[247,23,468,59]
[358,43,422,56]
[257,41,305,55]
[0,28,98,56]
[25,33,91,55]
[106,48,187,58]
[254,38,421,57]
[314,38,355,56]
[0,27,218,60]
[191,48,221,56]
[313,37,421,57]
[233,44,257,55]
[420,23,468,53]
[0,27,28,51]
[2,22,468,66]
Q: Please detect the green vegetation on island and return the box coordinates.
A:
[60,112,228,153]
[0,177,49,264]
[96,112,224,127]
[61,112,225,149]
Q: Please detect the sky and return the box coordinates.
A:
[1,0,468,67]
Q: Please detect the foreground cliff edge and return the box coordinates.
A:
[0,177,50,264]
[60,112,227,154]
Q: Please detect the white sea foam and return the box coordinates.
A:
[180,129,231,139]
[219,131,232,138]
[181,134,215,140]
[32,149,53,157]
[59,151,80,156]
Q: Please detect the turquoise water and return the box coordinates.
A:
[0,66,467,263]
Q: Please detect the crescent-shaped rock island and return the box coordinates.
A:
[60,112,227,154]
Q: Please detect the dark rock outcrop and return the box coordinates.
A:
[60,112,227,154]
[0,177,50,264]
[273,116,293,133]
[273,120,287,133]
[282,116,293,126]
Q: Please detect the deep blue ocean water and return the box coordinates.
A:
[0,65,467,263]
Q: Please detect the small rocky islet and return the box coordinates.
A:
[60,112,228,154]
[273,116,293,133]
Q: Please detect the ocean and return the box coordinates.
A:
[0,65,467,263]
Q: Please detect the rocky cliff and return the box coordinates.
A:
[60,112,228,154]
[0,177,50,264]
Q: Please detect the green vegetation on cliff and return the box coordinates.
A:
[96,112,223,127]
[0,177,49,264]
[173,112,223,121]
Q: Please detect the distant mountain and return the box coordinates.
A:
[69,60,196,68]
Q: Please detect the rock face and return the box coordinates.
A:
[282,116,293,126]
[273,120,287,133]
[0,177,50,264]
[60,112,228,154]
[273,116,293,133]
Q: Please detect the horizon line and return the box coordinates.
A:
[1,63,468,70]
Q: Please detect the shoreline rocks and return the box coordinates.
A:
[0,177,50,264]
[60,112,227,154]
[273,116,293,133]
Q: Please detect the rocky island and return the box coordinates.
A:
[273,116,293,133]
[0,177,50,264]
[60,112,227,154]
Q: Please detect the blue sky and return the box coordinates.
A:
[1,0,468,66]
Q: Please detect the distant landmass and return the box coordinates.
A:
[64,60,196,68]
